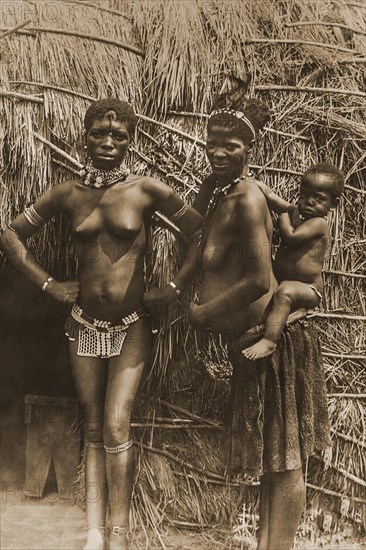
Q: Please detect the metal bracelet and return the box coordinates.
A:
[168,281,181,296]
[41,276,54,292]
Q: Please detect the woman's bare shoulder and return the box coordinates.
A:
[51,178,81,194]
[138,176,173,200]
[236,177,268,211]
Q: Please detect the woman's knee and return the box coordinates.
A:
[82,402,104,442]
[103,403,133,446]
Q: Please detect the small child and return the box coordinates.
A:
[242,162,344,360]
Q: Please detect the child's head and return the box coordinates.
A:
[298,162,344,219]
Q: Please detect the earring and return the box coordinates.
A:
[83,145,87,150]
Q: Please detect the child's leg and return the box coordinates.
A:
[243,281,320,360]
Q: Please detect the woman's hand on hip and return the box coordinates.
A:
[46,280,80,304]
[143,285,177,314]
[188,302,207,329]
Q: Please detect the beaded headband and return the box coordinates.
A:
[209,108,256,140]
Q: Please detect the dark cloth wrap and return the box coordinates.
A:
[223,319,331,476]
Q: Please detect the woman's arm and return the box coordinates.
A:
[0,183,79,303]
[279,213,328,245]
[145,177,202,239]
[189,192,271,326]
[142,178,203,313]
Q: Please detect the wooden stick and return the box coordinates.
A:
[346,2,366,8]
[131,422,220,429]
[1,26,144,56]
[168,111,312,142]
[313,454,366,488]
[138,114,206,146]
[323,352,366,360]
[51,159,81,176]
[331,428,366,449]
[339,58,366,63]
[34,132,82,168]
[136,442,228,482]
[8,80,95,102]
[0,20,31,40]
[285,20,366,36]
[63,0,132,18]
[159,399,222,428]
[153,212,190,246]
[0,91,43,103]
[243,38,361,55]
[328,393,366,398]
[254,84,366,99]
[324,269,366,279]
[137,127,202,185]
[167,519,209,529]
[306,482,366,504]
[308,312,366,321]
[174,471,258,488]
[130,145,197,192]
[11,112,366,195]
[344,184,366,195]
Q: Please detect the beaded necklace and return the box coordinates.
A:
[79,160,130,188]
[299,213,328,221]
[198,175,243,247]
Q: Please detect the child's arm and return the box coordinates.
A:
[279,213,328,245]
[255,180,291,214]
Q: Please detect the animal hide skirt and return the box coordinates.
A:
[223,319,331,477]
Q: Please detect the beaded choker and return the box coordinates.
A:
[299,213,327,221]
[198,176,244,246]
[79,160,130,188]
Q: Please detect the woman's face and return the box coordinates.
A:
[86,118,130,170]
[206,125,249,182]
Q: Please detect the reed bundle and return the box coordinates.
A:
[0,0,365,545]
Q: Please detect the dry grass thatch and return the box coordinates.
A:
[0,0,365,546]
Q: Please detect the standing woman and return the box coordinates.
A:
[188,90,330,549]
[1,98,202,550]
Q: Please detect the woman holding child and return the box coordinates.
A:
[186,90,333,549]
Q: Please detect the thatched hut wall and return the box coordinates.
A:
[0,0,365,541]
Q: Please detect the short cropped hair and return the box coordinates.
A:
[302,162,345,198]
[84,98,138,135]
[208,88,271,145]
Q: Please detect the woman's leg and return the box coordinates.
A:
[104,317,152,550]
[69,342,108,550]
[258,468,305,550]
[243,281,319,360]
[257,476,270,550]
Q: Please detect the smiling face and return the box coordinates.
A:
[86,117,130,170]
[298,172,338,219]
[206,125,250,183]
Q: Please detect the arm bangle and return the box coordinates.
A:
[170,203,189,222]
[42,276,54,292]
[168,281,181,296]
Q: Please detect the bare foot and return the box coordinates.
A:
[242,338,276,360]
[84,527,105,550]
[231,324,265,354]
[109,530,128,550]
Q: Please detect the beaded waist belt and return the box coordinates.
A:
[71,304,148,332]
[65,304,149,358]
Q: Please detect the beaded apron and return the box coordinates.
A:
[65,304,148,358]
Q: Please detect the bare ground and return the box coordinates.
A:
[1,494,365,550]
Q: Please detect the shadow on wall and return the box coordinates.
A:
[0,262,77,484]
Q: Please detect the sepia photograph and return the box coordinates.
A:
[0,1,365,549]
